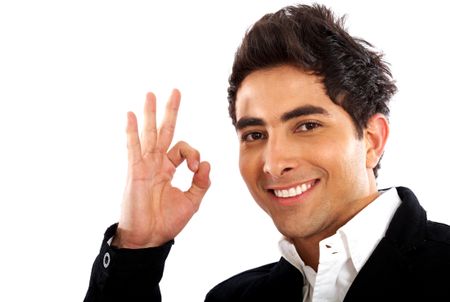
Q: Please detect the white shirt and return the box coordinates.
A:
[279,188,401,302]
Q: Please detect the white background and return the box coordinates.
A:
[0,1,449,301]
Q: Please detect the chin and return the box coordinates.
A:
[271,217,302,238]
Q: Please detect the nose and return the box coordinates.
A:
[263,135,297,178]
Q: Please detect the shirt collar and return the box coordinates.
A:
[279,187,401,273]
[338,187,401,271]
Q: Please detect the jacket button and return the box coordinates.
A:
[103,252,111,268]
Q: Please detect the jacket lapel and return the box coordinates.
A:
[344,187,426,301]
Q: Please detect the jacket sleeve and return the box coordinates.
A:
[84,224,174,302]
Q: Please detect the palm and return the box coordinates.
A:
[115,90,211,248]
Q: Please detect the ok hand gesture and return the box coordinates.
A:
[112,89,211,248]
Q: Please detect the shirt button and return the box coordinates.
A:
[103,252,111,268]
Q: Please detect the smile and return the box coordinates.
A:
[272,180,317,198]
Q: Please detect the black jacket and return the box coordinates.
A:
[84,187,450,301]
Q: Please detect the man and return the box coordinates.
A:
[84,4,450,301]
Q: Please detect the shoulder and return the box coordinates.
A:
[205,258,303,302]
[424,220,450,249]
[406,219,450,294]
[394,186,450,258]
[410,219,450,263]
[386,188,450,274]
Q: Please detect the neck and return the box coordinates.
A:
[291,190,381,271]
[292,237,321,271]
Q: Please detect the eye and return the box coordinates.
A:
[296,121,321,132]
[241,131,266,142]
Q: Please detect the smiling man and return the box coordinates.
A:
[84,4,450,302]
[235,65,386,273]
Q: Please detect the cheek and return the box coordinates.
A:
[239,150,270,210]
[310,136,366,179]
[239,149,257,184]
[239,147,265,192]
[329,140,367,185]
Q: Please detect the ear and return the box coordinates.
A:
[364,114,389,170]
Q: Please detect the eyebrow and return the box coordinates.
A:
[281,105,330,122]
[236,117,265,130]
[236,105,330,130]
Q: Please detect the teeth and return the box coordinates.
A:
[301,183,307,192]
[273,182,314,198]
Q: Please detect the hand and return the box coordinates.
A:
[112,89,211,248]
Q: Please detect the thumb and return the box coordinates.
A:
[185,161,211,207]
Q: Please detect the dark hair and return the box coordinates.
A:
[228,3,397,177]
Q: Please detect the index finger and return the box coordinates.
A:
[157,89,181,152]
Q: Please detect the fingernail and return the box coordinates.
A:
[192,161,199,171]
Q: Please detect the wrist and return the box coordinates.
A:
[112,228,167,248]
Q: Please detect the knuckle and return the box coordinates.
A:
[175,140,188,148]
[171,141,200,160]
[146,128,157,135]
[184,144,199,158]
[191,149,200,160]
[127,140,140,149]
[153,146,163,153]
[160,124,175,134]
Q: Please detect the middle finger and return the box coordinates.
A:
[157,89,181,152]
[141,92,158,153]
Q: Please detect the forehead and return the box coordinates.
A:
[235,65,335,121]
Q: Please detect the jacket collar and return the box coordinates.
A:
[271,187,427,301]
[343,186,426,301]
[384,187,427,252]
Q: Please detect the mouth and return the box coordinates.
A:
[267,179,319,203]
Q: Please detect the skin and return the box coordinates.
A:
[112,89,211,248]
[112,65,388,273]
[235,65,389,270]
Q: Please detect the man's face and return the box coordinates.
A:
[235,65,377,242]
